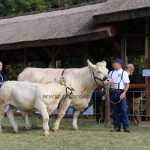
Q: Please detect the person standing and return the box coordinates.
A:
[108,58,130,132]
[0,61,7,129]
[91,88,105,123]
[126,64,141,126]
[0,61,7,87]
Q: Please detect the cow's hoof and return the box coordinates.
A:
[52,127,58,132]
[73,127,78,131]
[31,125,39,129]
[13,129,19,133]
[24,127,31,131]
[26,127,31,131]
[43,133,49,136]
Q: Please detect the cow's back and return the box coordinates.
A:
[17,67,77,83]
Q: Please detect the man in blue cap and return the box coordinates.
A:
[108,58,130,132]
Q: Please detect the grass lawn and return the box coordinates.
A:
[0,116,150,150]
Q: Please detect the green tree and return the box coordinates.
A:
[0,0,12,16]
[13,0,51,13]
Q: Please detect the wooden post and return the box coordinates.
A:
[52,46,56,68]
[105,86,110,123]
[121,32,127,69]
[84,42,89,66]
[145,17,150,118]
[24,49,28,68]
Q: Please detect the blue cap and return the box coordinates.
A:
[112,58,123,65]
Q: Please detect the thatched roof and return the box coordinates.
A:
[93,0,150,23]
[0,0,113,50]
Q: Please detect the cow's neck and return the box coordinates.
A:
[71,67,98,96]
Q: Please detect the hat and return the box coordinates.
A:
[112,58,123,65]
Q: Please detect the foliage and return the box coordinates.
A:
[5,64,24,80]
[128,55,145,74]
[0,0,52,16]
[57,59,84,68]
[4,62,45,80]
[0,0,95,16]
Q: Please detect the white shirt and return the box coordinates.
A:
[108,69,130,90]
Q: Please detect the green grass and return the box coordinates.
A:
[0,117,150,150]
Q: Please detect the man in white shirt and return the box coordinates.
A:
[108,58,130,132]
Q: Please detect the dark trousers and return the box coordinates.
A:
[127,97,141,124]
[110,91,129,129]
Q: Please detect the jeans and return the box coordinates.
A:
[110,91,129,129]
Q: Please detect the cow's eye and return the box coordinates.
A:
[98,71,102,74]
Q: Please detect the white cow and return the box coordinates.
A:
[0,78,74,136]
[17,60,111,132]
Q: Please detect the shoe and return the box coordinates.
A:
[124,128,131,133]
[111,127,121,132]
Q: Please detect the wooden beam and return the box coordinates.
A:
[121,34,127,68]
[129,84,150,88]
[67,48,77,57]
[43,47,53,58]
[98,84,150,89]
[24,49,28,68]
[108,38,121,52]
[98,44,112,60]
[3,51,15,65]
[105,88,110,123]
[0,50,9,61]
[145,17,150,117]
[123,33,149,38]
[20,50,32,62]
[33,50,50,67]
[84,42,89,66]
[52,46,56,68]
[88,48,98,62]
[55,45,64,57]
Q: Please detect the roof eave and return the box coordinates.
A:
[0,30,112,50]
[93,7,150,23]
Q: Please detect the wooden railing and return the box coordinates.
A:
[103,84,150,123]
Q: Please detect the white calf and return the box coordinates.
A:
[0,79,74,136]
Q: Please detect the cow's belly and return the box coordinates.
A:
[10,100,35,111]
[69,98,89,111]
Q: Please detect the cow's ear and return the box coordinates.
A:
[101,61,106,67]
[96,61,107,67]
[87,59,96,70]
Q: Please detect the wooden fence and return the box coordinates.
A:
[104,84,150,123]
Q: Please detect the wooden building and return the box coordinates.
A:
[0,0,149,69]
[1,0,150,120]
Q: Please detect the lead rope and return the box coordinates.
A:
[105,87,122,104]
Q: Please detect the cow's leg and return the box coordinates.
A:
[0,104,7,133]
[72,109,80,130]
[35,103,49,136]
[52,98,71,132]
[30,111,39,129]
[21,111,31,131]
[6,105,18,133]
